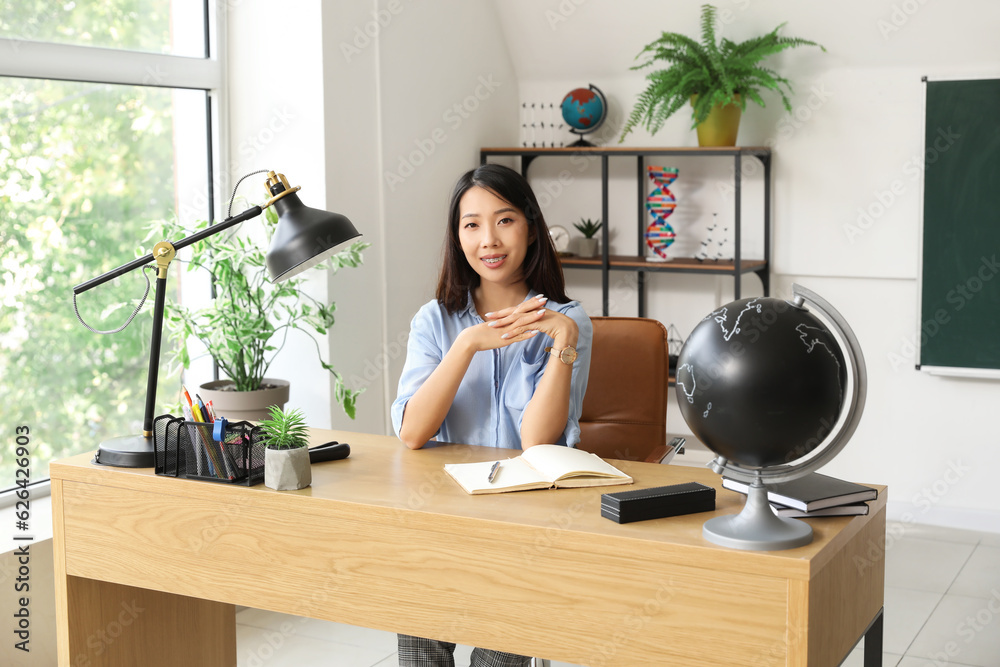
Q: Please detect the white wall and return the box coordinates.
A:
[485,0,1000,528]
[241,0,1000,527]
[226,0,337,426]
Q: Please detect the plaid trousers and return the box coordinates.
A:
[397,633,532,667]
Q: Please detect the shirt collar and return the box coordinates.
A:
[462,288,539,319]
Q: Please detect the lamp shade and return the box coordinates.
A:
[266,190,361,282]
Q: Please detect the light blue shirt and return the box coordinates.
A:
[392,291,592,449]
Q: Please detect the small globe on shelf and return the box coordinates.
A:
[674,285,867,551]
[560,84,607,147]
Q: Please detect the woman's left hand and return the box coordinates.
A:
[484,296,579,348]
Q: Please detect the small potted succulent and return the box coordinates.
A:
[573,218,603,258]
[260,405,311,490]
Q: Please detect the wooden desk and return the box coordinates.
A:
[51,430,886,666]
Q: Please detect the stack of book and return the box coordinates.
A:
[722,472,877,518]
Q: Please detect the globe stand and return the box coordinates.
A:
[677,284,869,553]
[703,476,813,551]
[566,136,598,148]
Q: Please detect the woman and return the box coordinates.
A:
[391,163,593,666]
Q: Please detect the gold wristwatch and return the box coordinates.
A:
[545,345,578,365]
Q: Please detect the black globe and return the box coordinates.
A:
[675,296,847,468]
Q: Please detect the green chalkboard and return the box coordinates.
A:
[919,78,1000,372]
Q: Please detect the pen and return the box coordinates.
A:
[488,461,501,483]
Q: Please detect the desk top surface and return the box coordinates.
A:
[50,428,886,579]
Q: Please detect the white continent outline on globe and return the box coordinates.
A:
[704,298,763,341]
[796,324,842,369]
[676,363,697,404]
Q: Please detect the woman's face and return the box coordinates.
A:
[457,186,535,289]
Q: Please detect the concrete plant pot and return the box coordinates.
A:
[577,237,599,258]
[264,447,312,491]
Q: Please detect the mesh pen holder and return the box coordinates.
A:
[153,414,266,486]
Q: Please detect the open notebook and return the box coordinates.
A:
[444,444,633,495]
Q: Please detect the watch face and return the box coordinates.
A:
[549,225,570,252]
[559,346,578,364]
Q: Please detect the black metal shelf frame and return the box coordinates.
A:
[480,147,771,316]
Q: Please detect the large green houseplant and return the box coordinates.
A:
[620,4,824,145]
[150,205,369,420]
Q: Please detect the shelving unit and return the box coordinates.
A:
[480,146,771,316]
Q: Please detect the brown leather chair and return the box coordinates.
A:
[577,317,671,463]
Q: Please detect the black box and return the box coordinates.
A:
[601,482,716,524]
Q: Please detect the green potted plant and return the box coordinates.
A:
[573,218,603,258]
[259,405,311,490]
[619,4,824,146]
[150,205,369,421]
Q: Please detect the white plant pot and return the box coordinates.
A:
[264,447,312,490]
[199,378,290,422]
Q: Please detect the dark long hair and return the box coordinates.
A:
[436,164,569,313]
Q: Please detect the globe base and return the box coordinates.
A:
[703,482,813,551]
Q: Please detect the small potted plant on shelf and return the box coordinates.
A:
[260,405,311,490]
[573,218,603,258]
[619,4,824,146]
[150,206,370,421]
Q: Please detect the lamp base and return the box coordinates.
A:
[93,434,156,468]
[703,481,813,551]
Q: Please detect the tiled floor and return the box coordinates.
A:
[236,521,1000,666]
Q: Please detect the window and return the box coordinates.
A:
[0,1,222,496]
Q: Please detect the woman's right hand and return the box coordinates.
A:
[459,295,548,352]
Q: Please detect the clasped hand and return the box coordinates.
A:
[460,295,578,352]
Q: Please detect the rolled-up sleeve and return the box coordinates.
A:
[562,304,593,446]
[391,304,443,439]
[513,303,593,447]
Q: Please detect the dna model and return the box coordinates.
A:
[645,166,678,260]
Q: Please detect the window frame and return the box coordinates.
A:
[0,1,228,509]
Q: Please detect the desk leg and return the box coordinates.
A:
[863,608,884,667]
[52,480,236,666]
[55,575,236,667]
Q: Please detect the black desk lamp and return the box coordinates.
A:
[73,171,361,467]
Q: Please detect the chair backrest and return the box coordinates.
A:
[578,317,669,462]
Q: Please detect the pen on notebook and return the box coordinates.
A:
[488,461,501,483]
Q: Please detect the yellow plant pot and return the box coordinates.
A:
[691,95,742,147]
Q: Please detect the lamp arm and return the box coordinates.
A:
[72,205,264,295]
